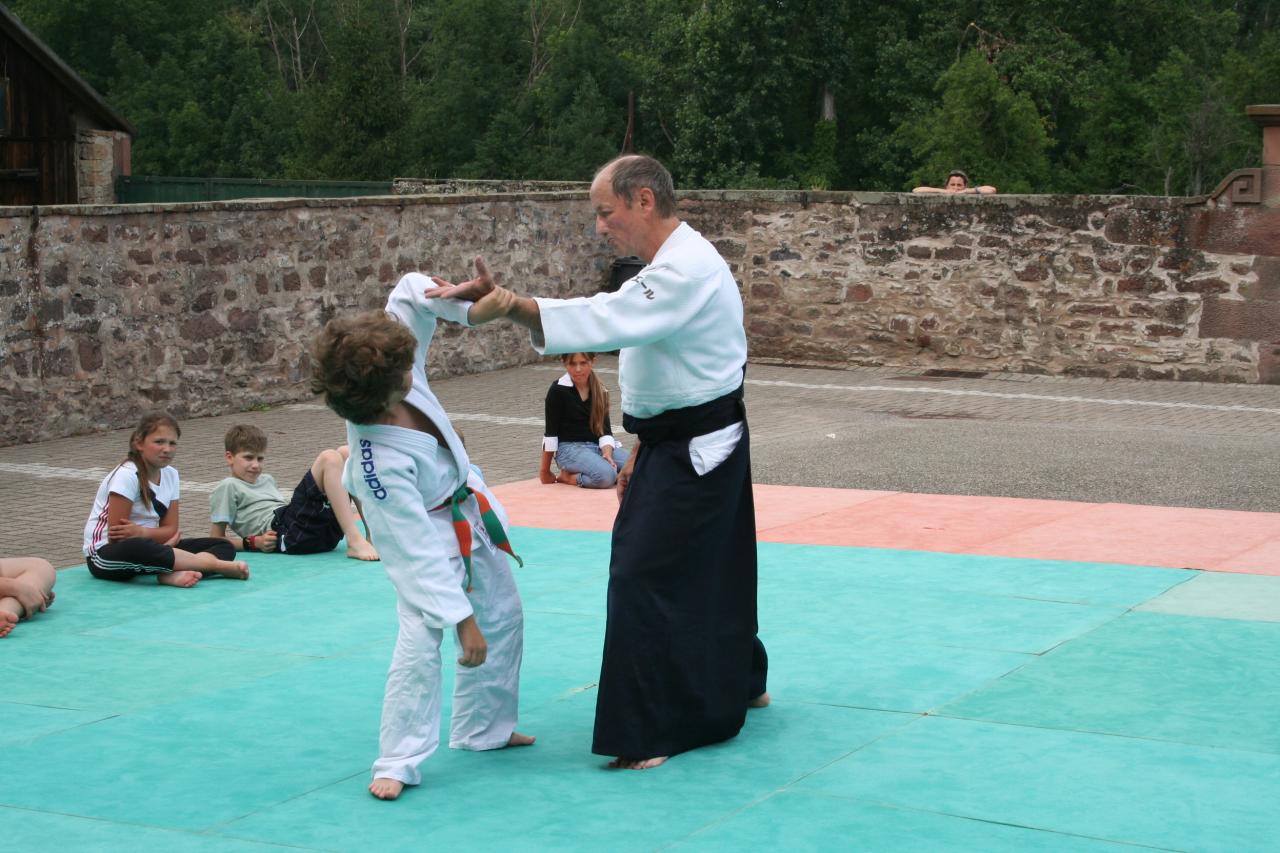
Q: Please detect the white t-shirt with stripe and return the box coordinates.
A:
[82,461,181,555]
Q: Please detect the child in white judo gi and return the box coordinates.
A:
[311,274,532,800]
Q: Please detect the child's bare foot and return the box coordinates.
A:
[556,470,578,486]
[369,777,404,800]
[158,570,202,588]
[607,755,668,770]
[0,609,18,638]
[206,560,250,580]
[749,691,771,708]
[346,539,380,561]
[507,732,536,747]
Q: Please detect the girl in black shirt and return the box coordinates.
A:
[539,353,630,488]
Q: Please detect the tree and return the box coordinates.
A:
[897,50,1051,192]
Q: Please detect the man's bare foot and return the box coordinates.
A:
[0,609,18,638]
[507,732,536,747]
[369,777,404,800]
[749,691,771,708]
[346,539,380,561]
[607,755,668,770]
[158,571,202,588]
[556,470,578,486]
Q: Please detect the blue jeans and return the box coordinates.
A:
[556,442,631,489]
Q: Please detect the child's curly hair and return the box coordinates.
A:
[310,311,417,424]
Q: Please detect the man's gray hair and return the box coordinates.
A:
[598,155,677,218]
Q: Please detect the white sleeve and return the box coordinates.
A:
[367,465,474,629]
[386,273,475,382]
[533,262,719,354]
[105,465,141,501]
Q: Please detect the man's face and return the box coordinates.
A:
[227,450,265,483]
[945,175,968,192]
[591,171,646,257]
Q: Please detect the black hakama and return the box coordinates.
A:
[591,388,768,759]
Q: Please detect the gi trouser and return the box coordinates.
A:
[372,482,524,785]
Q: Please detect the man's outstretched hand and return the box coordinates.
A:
[429,256,496,303]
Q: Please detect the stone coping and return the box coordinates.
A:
[0,189,1205,218]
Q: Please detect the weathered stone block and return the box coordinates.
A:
[1175,277,1231,294]
[181,313,227,342]
[1241,257,1280,301]
[848,283,873,303]
[1117,274,1166,294]
[1200,297,1280,342]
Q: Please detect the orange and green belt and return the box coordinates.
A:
[435,485,523,591]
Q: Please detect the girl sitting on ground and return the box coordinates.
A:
[539,352,630,488]
[82,412,249,587]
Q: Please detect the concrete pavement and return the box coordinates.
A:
[2,355,1277,569]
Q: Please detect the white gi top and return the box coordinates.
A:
[534,222,747,418]
[342,273,478,628]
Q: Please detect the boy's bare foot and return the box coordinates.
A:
[208,561,250,580]
[158,571,202,588]
[749,691,771,708]
[346,539,380,561]
[556,470,578,486]
[0,609,18,638]
[607,755,668,770]
[369,777,404,800]
[507,732,536,747]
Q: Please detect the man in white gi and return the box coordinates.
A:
[311,274,533,800]
[429,154,768,770]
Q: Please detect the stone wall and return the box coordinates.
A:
[75,130,128,205]
[1,189,1276,446]
[0,193,602,445]
[393,178,588,195]
[680,191,1278,383]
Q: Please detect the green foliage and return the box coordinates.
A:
[6,0,1277,193]
[898,51,1051,193]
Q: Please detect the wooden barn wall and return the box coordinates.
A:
[0,29,79,205]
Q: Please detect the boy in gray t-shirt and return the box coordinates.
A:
[208,424,378,560]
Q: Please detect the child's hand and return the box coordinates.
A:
[108,521,142,541]
[456,616,487,668]
[257,530,279,552]
[163,529,181,546]
[538,469,557,484]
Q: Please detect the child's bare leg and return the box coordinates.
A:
[555,470,578,486]
[0,557,56,636]
[172,548,250,580]
[312,448,379,561]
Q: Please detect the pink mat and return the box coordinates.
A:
[490,479,1280,575]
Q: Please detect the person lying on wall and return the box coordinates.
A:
[912,170,996,194]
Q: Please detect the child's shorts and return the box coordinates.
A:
[271,470,344,555]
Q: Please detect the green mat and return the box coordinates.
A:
[3,530,1279,851]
